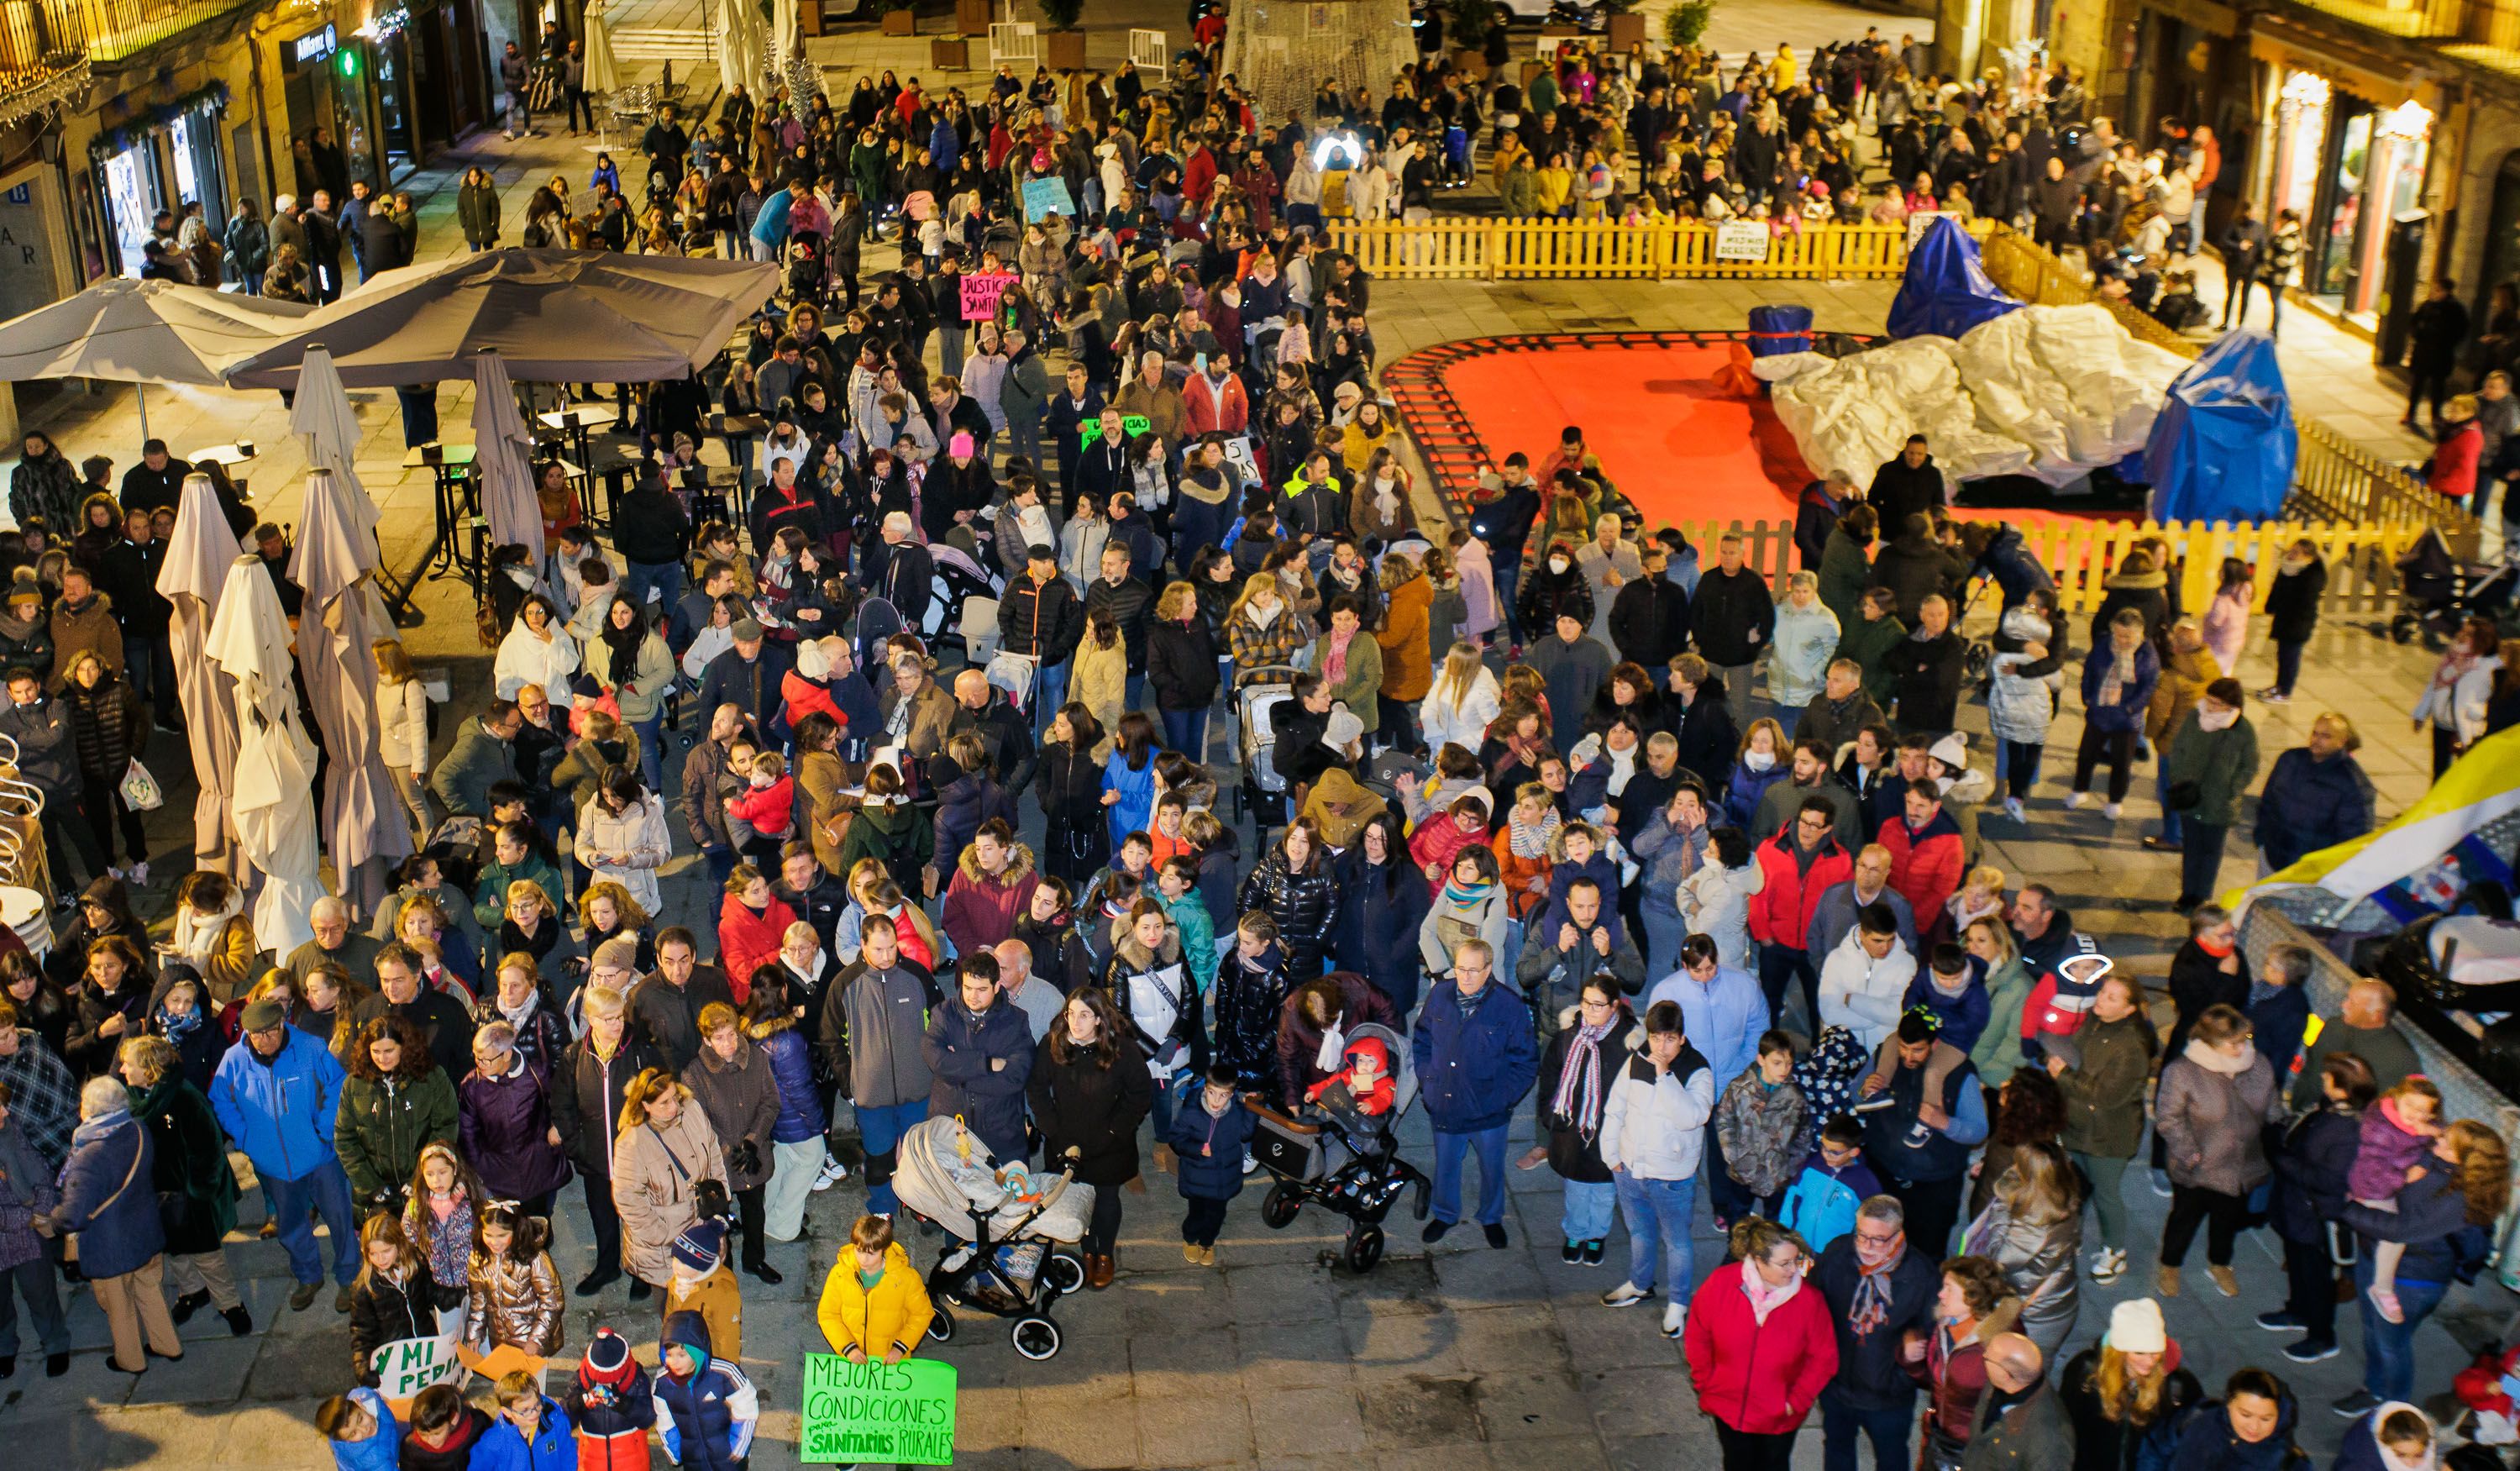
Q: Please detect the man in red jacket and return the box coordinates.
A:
[1748,796,1854,1030]
[1878,785,1964,938]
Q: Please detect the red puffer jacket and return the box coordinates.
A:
[1682,1260,1840,1434]
[1746,832,1853,951]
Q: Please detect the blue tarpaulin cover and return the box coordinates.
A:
[1885,217,2022,341]
[1747,303,1814,356]
[2142,329,2297,524]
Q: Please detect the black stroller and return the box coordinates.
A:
[1249,1022,1431,1273]
[2391,528,2517,649]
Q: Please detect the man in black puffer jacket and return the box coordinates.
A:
[612,470,692,625]
[1868,436,1945,531]
[1689,532,1774,728]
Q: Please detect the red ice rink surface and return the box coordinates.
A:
[1436,340,2113,531]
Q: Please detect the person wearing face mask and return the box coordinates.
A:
[2158,679,2259,911]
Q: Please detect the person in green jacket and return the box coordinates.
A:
[1818,506,1877,628]
[2045,970,2156,1284]
[472,822,567,931]
[1499,154,1541,218]
[1835,586,1907,711]
[1309,597,1383,737]
[334,1016,460,1217]
[2160,678,2260,911]
[1963,916,2034,1088]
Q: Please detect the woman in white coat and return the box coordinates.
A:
[572,766,673,913]
[1419,642,1502,759]
[1676,826,1765,972]
[374,636,434,839]
[1767,571,1842,727]
[494,593,580,701]
[2411,615,2503,780]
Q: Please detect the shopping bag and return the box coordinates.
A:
[120,758,165,812]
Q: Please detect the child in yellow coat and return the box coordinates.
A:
[816,1215,935,1363]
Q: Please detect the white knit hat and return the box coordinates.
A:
[1324,707,1364,752]
[2106,1298,2166,1354]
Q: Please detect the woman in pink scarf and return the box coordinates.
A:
[1309,596,1383,740]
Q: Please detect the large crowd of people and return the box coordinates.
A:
[0,15,2510,1471]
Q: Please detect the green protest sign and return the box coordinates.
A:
[798,1353,958,1466]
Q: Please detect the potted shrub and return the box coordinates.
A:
[1447,0,1495,76]
[956,0,991,33]
[932,34,969,65]
[882,0,916,34]
[1599,0,1644,50]
[1041,0,1087,68]
[1664,0,1714,48]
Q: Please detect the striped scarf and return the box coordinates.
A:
[1550,1019,1615,1137]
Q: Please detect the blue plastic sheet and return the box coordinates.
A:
[1885,217,2022,341]
[1747,303,1814,356]
[2142,329,2297,524]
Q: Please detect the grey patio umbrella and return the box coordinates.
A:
[0,277,312,438]
[471,349,544,565]
[221,249,779,390]
[291,465,414,917]
[204,552,322,956]
[155,473,245,878]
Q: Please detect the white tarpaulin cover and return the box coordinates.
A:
[205,554,322,955]
[1768,303,2191,488]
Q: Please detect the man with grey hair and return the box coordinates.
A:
[52,1073,181,1372]
[461,1020,569,1221]
[1961,1333,2070,1471]
[2291,977,2418,1108]
[210,996,356,1311]
[285,895,383,985]
[1574,512,1642,644]
[991,939,1064,1042]
[1114,348,1187,455]
[1813,1191,1939,1471]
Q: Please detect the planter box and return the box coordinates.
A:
[1043,27,1086,68]
[881,8,916,34]
[1451,47,1489,79]
[932,36,969,66]
[954,0,991,34]
[801,0,824,34]
[1604,11,1644,48]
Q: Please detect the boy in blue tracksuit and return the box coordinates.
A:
[1777,1116,1883,1254]
[478,1370,578,1471]
[1168,1063,1258,1263]
[653,1311,759,1470]
[317,1385,400,1471]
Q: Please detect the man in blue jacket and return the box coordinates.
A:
[1413,939,1538,1247]
[921,958,1033,1165]
[211,998,357,1311]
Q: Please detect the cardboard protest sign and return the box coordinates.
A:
[1713,219,1770,262]
[1079,414,1152,446]
[370,1329,466,1414]
[961,271,1016,323]
[798,1353,958,1466]
[1021,177,1076,223]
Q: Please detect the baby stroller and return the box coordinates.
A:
[924,540,1005,654]
[2391,528,2517,649]
[1249,1022,1431,1273]
[1233,665,1301,827]
[890,1116,1093,1360]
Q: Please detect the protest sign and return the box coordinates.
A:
[370,1330,465,1412]
[1713,219,1770,263]
[961,271,1016,322]
[1021,177,1076,222]
[798,1353,958,1466]
[1079,414,1152,446]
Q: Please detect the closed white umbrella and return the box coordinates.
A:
[471,349,544,565]
[771,0,796,68]
[155,474,244,878]
[205,553,321,955]
[584,1,622,92]
[291,465,414,918]
[286,344,380,544]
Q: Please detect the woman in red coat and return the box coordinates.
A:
[2431,395,2482,506]
[1683,1216,1840,1471]
[714,864,798,1005]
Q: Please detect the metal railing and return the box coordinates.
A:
[75,0,258,61]
[1976,227,2481,550]
[0,0,85,113]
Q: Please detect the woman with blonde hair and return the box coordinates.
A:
[375,637,433,839]
[116,1032,248,1336]
[1225,571,1307,686]
[612,1067,727,1293]
[576,879,656,972]
[2058,1298,2203,1471]
[1072,607,1129,762]
[1420,642,1502,756]
[1963,1138,2084,1358]
[496,880,580,989]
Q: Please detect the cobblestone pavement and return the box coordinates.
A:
[3,3,2512,1465]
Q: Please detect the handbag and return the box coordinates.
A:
[121,758,165,812]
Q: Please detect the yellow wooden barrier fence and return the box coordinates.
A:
[1327,219,1974,281]
[1671,517,2419,617]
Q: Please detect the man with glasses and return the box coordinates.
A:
[1415,940,1537,1250]
[285,896,383,986]
[1750,795,1856,1035]
[1810,1194,1939,1471]
[209,997,358,1311]
[374,942,476,1079]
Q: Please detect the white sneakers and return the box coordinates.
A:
[2002,797,2025,823]
[812,1158,848,1192]
[2065,791,2089,810]
[1601,1281,1653,1308]
[2089,1246,2126,1283]
[2103,801,2124,820]
[1662,1301,1686,1339]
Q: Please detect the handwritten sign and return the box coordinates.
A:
[1713,219,1770,262]
[1021,176,1076,223]
[370,1330,465,1411]
[798,1353,958,1466]
[1080,414,1152,446]
[1906,210,1957,250]
[960,271,1016,322]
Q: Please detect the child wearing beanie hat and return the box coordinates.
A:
[664,1214,743,1361]
[561,1329,658,1471]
